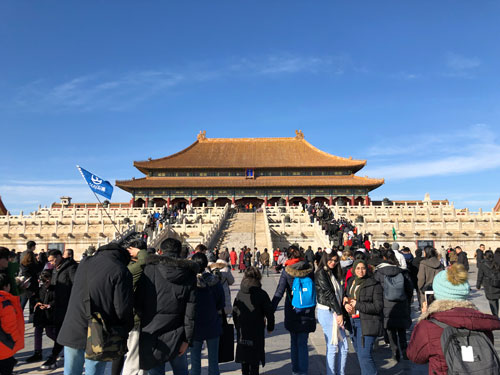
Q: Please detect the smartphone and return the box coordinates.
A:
[425,290,435,307]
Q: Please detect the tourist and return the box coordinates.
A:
[340,250,353,280]
[25,269,56,363]
[19,250,41,313]
[315,250,348,375]
[244,248,252,270]
[475,243,486,264]
[230,247,238,271]
[57,243,134,375]
[273,248,280,269]
[190,252,225,375]
[0,273,24,375]
[417,246,444,310]
[20,240,36,266]
[304,246,315,269]
[260,248,270,277]
[239,248,246,273]
[137,238,198,375]
[373,250,413,361]
[40,249,77,370]
[0,247,19,296]
[344,259,383,375]
[233,267,275,375]
[112,239,148,375]
[454,246,469,271]
[389,243,407,269]
[407,264,500,374]
[272,246,316,375]
[209,257,235,315]
[476,250,500,316]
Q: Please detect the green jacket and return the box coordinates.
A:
[128,250,147,326]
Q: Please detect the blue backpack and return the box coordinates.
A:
[291,276,316,311]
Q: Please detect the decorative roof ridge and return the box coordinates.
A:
[134,140,200,166]
[300,138,366,164]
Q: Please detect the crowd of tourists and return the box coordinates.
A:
[1,237,500,375]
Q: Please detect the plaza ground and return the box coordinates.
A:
[13,261,500,375]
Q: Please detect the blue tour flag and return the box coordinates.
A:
[77,165,114,200]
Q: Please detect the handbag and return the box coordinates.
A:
[83,262,128,361]
[218,311,234,363]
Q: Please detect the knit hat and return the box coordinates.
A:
[432,264,470,301]
[392,242,400,251]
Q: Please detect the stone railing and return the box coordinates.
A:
[262,206,274,250]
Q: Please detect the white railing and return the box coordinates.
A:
[262,206,273,250]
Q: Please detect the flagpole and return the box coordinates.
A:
[91,190,122,239]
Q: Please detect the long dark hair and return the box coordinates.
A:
[485,250,500,271]
[317,251,342,281]
[424,246,438,259]
[381,249,398,266]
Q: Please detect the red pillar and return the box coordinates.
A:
[188,197,192,205]
[264,196,268,206]
[145,197,149,208]
[307,195,311,204]
[350,196,355,206]
[231,196,235,204]
[285,196,289,206]
[129,198,134,208]
[167,197,171,208]
[329,195,333,206]
[364,195,370,206]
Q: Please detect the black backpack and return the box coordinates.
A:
[383,273,406,302]
[430,319,500,374]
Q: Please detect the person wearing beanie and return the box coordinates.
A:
[407,264,500,375]
[391,242,407,270]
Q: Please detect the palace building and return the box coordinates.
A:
[116,130,384,208]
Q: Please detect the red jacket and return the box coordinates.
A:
[0,290,24,360]
[407,299,500,375]
[230,251,238,265]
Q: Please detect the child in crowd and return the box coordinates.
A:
[0,273,25,375]
[233,267,275,375]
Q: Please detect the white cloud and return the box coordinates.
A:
[444,52,481,78]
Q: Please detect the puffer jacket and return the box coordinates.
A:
[209,260,235,314]
[374,263,413,329]
[417,257,444,302]
[272,261,316,333]
[407,299,500,375]
[476,260,500,300]
[0,291,24,360]
[193,271,225,341]
[137,254,198,370]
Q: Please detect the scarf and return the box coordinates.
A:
[329,270,343,348]
[349,259,368,301]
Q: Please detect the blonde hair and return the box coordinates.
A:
[341,250,353,261]
[447,263,468,285]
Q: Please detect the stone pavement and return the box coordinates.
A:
[13,261,500,374]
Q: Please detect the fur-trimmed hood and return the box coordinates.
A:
[146,254,199,271]
[145,254,199,285]
[419,299,500,332]
[197,271,220,288]
[285,261,313,278]
[209,259,229,271]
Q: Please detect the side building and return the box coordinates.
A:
[116,130,384,208]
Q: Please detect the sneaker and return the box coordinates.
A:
[40,356,57,370]
[25,351,43,363]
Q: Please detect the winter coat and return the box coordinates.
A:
[137,254,198,370]
[345,275,384,338]
[260,251,270,266]
[315,267,343,315]
[0,291,24,360]
[304,249,315,265]
[456,251,469,271]
[239,251,246,270]
[374,263,413,329]
[407,299,500,375]
[128,249,148,327]
[20,261,41,294]
[51,257,78,324]
[272,261,316,333]
[417,257,444,302]
[476,260,500,300]
[193,272,225,341]
[57,243,134,350]
[209,260,235,314]
[230,251,238,265]
[244,252,252,268]
[233,278,275,366]
[33,283,55,328]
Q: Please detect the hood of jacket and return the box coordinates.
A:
[375,263,402,276]
[420,257,442,269]
[240,277,262,293]
[340,259,353,269]
[419,299,500,331]
[285,261,313,278]
[96,242,131,266]
[209,260,229,271]
[197,271,219,288]
[146,254,199,284]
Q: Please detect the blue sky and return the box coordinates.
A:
[1,1,499,213]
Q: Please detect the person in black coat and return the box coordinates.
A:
[476,250,500,317]
[373,250,413,361]
[455,246,469,271]
[272,246,315,375]
[233,267,275,375]
[344,259,383,375]
[57,243,134,374]
[136,238,198,373]
[315,250,349,375]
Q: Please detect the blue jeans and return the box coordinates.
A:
[290,332,309,375]
[190,337,220,375]
[148,353,188,375]
[63,346,107,375]
[317,309,348,375]
[351,318,377,375]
